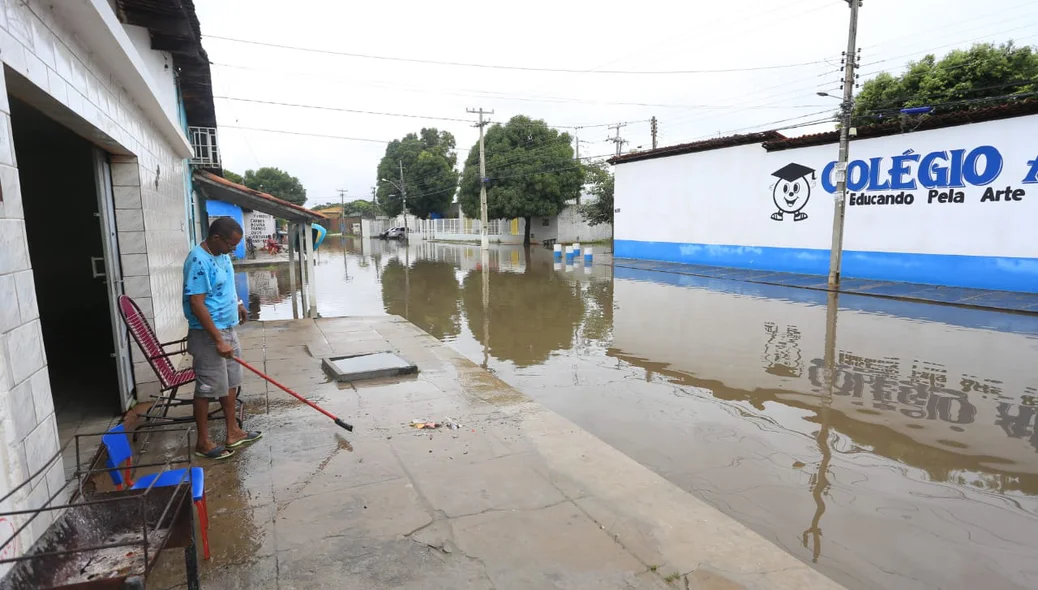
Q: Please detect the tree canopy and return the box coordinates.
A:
[311,199,381,218]
[240,167,307,206]
[578,161,614,227]
[854,41,1038,122]
[223,170,244,184]
[458,116,583,245]
[375,128,458,219]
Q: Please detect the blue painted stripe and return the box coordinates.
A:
[614,240,1038,294]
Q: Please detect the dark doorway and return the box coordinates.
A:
[10,97,122,438]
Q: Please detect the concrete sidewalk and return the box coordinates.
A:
[147,317,842,590]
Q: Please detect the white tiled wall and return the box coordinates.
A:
[0,0,193,563]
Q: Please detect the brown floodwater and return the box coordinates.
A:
[237,236,1038,590]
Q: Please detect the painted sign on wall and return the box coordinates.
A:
[614,114,1038,292]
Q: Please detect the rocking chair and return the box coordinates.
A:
[117,295,244,438]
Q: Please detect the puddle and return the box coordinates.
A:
[240,238,1038,590]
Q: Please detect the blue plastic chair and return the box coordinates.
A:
[101,424,211,559]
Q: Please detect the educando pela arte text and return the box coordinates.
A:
[818,146,1038,207]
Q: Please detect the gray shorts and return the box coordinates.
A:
[187,328,242,399]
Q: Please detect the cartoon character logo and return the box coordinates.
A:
[770,163,816,222]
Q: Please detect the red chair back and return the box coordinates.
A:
[118,295,178,389]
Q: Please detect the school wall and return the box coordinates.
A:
[614,115,1038,292]
[0,0,193,566]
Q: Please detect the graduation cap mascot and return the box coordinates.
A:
[770,162,816,222]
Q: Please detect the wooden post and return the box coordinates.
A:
[288,222,298,319]
[304,222,318,318]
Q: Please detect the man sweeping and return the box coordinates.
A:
[182,217,262,459]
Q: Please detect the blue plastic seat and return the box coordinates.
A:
[100,424,211,559]
[132,467,204,501]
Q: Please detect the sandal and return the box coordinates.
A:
[227,431,263,448]
[195,446,235,460]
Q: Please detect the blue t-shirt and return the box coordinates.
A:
[182,244,239,330]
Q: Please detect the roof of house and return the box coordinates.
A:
[609,131,786,165]
[763,99,1038,151]
[115,0,216,128]
[609,100,1038,164]
[194,171,327,223]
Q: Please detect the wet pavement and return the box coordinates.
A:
[144,316,833,590]
[232,238,1038,590]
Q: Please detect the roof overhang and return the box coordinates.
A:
[193,170,326,223]
[50,0,194,158]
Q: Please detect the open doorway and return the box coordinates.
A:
[10,97,125,442]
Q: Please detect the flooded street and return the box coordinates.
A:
[238,237,1038,590]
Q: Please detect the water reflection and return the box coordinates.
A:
[239,240,1038,590]
[381,259,461,340]
[461,253,586,368]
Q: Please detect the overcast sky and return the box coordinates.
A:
[194,0,1038,207]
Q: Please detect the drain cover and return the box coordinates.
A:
[321,352,418,382]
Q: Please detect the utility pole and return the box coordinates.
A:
[650,117,658,150]
[574,126,582,161]
[398,160,408,236]
[467,107,494,251]
[827,0,862,289]
[608,122,628,156]
[336,189,347,234]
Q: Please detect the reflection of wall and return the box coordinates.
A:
[248,270,281,301]
[612,273,1038,473]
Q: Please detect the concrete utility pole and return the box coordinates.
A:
[650,117,658,150]
[336,188,347,233]
[608,122,628,156]
[398,160,408,236]
[468,107,494,251]
[827,0,862,289]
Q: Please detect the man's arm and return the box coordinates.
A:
[189,294,234,358]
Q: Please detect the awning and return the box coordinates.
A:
[193,170,326,223]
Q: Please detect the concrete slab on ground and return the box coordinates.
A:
[143,316,843,590]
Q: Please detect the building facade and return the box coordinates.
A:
[0,0,216,564]
[612,105,1038,293]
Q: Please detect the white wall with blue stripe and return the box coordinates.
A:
[614,115,1038,293]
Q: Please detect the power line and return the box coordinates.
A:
[213,96,473,123]
[207,63,831,111]
[203,34,830,75]
[219,125,390,143]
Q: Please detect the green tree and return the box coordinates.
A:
[242,167,307,205]
[854,42,1038,121]
[345,199,380,218]
[578,161,614,227]
[458,116,583,245]
[375,128,458,218]
[223,169,243,184]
